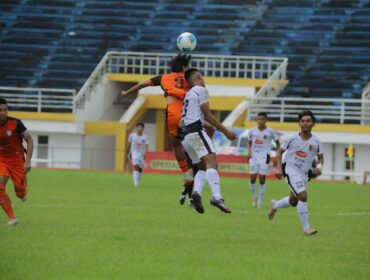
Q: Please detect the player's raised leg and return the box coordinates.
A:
[10,164,28,202]
[171,135,194,183]
[268,192,296,220]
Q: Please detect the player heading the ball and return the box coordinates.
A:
[180,68,236,214]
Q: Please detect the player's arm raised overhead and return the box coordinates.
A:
[200,102,236,141]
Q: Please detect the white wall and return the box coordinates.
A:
[81,135,115,170]
[76,75,125,122]
[31,132,83,169]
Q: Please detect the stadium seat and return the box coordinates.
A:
[0,0,369,100]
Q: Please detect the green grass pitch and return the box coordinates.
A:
[1,169,369,280]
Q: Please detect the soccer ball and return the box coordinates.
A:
[177,32,197,52]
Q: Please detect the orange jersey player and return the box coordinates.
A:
[0,97,34,225]
[121,54,194,200]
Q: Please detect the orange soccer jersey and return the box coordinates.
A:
[149,73,190,136]
[0,117,28,196]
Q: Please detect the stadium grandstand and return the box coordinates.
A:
[1,0,370,99]
[0,0,369,182]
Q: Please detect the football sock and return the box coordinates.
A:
[194,170,206,195]
[258,184,266,205]
[250,183,256,199]
[185,184,193,198]
[0,185,16,219]
[178,159,189,173]
[133,170,141,187]
[273,196,291,209]
[206,168,222,200]
[297,201,310,231]
[181,187,187,196]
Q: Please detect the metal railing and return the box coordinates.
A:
[75,51,288,109]
[255,57,288,98]
[247,97,370,124]
[0,86,76,113]
[361,82,370,125]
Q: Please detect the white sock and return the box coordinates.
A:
[206,168,222,200]
[133,170,141,187]
[297,201,310,231]
[250,182,256,199]
[194,170,206,195]
[258,184,266,205]
[184,170,193,181]
[273,196,291,209]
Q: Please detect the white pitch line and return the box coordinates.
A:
[25,204,370,217]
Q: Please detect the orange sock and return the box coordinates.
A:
[178,159,189,173]
[0,185,15,219]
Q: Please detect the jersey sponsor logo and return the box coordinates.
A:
[295,150,308,158]
[6,130,12,136]
[255,139,264,145]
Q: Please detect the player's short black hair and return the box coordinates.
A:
[184,68,199,82]
[0,97,7,106]
[298,110,316,123]
[257,112,267,118]
[170,53,191,73]
[136,122,144,128]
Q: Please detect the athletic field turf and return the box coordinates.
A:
[1,169,369,280]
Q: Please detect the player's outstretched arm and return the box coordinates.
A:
[121,81,151,96]
[275,147,285,179]
[23,134,34,173]
[200,102,236,141]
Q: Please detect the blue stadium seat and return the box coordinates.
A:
[0,0,369,99]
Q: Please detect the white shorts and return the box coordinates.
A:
[249,161,269,175]
[182,130,216,164]
[131,154,145,168]
[284,165,308,196]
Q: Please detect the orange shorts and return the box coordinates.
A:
[166,101,183,137]
[0,160,27,196]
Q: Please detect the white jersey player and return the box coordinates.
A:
[180,68,236,214]
[126,123,149,187]
[247,112,280,208]
[268,111,324,236]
